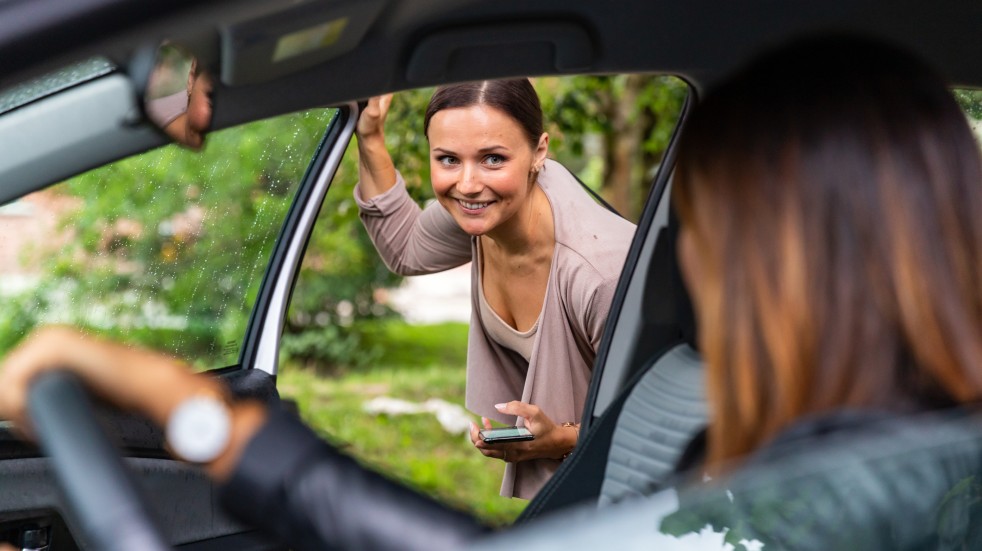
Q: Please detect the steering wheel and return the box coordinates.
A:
[27,371,171,551]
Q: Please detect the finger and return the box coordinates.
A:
[366,95,381,114]
[481,416,493,430]
[469,421,481,445]
[470,435,495,456]
[377,93,393,116]
[494,401,538,421]
[499,444,518,463]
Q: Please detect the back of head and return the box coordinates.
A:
[673,35,982,465]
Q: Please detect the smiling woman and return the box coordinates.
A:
[353,80,637,498]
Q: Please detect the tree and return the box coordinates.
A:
[538,75,687,220]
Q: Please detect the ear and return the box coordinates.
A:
[533,132,549,169]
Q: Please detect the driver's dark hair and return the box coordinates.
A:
[673,35,982,468]
[424,79,543,147]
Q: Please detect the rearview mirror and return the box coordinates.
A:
[143,43,213,149]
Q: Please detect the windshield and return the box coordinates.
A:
[0,107,337,370]
[0,57,115,116]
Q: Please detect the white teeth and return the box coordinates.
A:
[460,200,490,210]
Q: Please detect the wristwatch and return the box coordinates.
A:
[165,391,232,464]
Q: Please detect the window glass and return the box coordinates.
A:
[0,57,115,115]
[955,88,982,147]
[0,108,337,369]
[277,76,688,522]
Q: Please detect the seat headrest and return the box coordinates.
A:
[641,205,698,351]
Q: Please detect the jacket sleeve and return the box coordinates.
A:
[355,172,473,275]
[218,406,489,551]
[583,275,620,352]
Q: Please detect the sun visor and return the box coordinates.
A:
[220,0,386,86]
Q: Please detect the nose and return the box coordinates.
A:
[457,163,482,195]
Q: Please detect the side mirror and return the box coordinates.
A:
[143,43,214,149]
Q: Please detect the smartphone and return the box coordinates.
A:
[479,426,535,444]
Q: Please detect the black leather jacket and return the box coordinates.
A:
[218,406,488,551]
[220,405,982,551]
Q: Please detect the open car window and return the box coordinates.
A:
[277,75,687,522]
[0,107,337,370]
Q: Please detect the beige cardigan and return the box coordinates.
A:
[355,159,635,498]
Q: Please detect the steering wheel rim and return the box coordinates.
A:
[27,371,171,551]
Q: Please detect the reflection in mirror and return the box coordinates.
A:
[144,43,213,149]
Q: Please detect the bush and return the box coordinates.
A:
[279,324,381,373]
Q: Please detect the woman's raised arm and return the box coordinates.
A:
[356,94,398,199]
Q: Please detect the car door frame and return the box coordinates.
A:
[237,101,360,376]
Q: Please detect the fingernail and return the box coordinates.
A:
[494,403,506,410]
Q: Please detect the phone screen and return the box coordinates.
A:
[480,426,534,443]
[484,428,530,439]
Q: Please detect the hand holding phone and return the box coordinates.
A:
[479,426,534,444]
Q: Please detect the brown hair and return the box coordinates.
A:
[423,79,543,147]
[674,36,982,467]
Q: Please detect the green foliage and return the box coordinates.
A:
[279,323,381,373]
[537,75,687,216]
[954,88,982,120]
[278,321,525,525]
[0,291,45,354]
[361,320,469,368]
[4,109,339,366]
[381,88,435,196]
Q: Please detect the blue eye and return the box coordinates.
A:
[485,154,505,166]
[437,155,459,167]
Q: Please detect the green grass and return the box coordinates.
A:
[277,320,527,526]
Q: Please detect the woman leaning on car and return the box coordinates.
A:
[353,80,635,498]
[5,34,982,551]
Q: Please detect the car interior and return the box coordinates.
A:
[3,0,982,549]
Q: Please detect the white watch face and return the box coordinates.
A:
[166,395,232,463]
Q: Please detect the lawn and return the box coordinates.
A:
[277,320,528,526]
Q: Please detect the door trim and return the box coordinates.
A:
[239,102,358,375]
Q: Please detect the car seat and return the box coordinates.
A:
[518,208,706,521]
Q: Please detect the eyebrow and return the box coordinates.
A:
[431,145,511,155]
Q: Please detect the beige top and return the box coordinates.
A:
[355,159,636,498]
[477,270,539,362]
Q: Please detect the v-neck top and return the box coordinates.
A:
[476,240,541,362]
[355,159,636,498]
[477,275,540,362]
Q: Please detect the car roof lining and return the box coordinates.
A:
[207,0,982,127]
[6,0,982,136]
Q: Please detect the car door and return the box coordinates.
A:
[0,56,359,549]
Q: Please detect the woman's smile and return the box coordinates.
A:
[428,104,544,238]
[455,198,497,214]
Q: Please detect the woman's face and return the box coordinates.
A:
[428,104,547,237]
